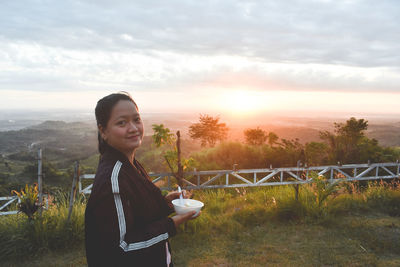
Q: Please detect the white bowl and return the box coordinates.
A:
[172,199,204,217]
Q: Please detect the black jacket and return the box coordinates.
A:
[85,146,177,266]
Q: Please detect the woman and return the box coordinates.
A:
[85,92,197,266]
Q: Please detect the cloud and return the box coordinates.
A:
[0,0,399,97]
[2,0,400,65]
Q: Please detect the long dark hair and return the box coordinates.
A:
[95,92,138,154]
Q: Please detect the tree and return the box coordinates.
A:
[319,130,341,163]
[319,117,373,164]
[267,132,279,147]
[152,124,194,187]
[305,142,329,166]
[335,117,368,142]
[244,127,267,146]
[335,117,368,162]
[279,138,304,166]
[188,114,228,147]
[22,161,69,187]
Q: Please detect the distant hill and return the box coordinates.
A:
[1,117,399,160]
[367,122,400,147]
[0,120,98,167]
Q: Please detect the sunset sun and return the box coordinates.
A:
[221,90,266,114]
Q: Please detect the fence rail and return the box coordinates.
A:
[0,195,49,216]
[79,162,400,194]
[2,162,399,215]
[0,196,19,215]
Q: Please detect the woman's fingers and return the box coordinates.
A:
[182,211,197,220]
[181,190,193,199]
[191,210,201,219]
[165,191,180,201]
[172,192,181,198]
[172,211,197,227]
[166,189,193,201]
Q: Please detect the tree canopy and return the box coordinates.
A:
[267,132,279,147]
[318,117,397,164]
[244,127,267,146]
[152,124,175,147]
[189,115,228,147]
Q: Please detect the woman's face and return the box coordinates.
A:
[100,100,144,157]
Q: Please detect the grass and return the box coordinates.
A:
[0,192,86,263]
[171,213,400,267]
[1,180,399,266]
[169,182,400,266]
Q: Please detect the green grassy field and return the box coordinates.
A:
[1,181,399,267]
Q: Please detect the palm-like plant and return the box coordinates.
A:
[311,174,341,207]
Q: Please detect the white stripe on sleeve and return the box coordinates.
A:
[110,161,169,251]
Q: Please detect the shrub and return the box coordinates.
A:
[365,180,400,216]
[11,183,40,220]
[0,192,86,260]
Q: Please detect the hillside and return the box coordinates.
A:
[0,121,98,165]
[1,117,399,165]
[1,116,400,193]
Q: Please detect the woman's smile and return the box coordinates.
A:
[100,100,144,162]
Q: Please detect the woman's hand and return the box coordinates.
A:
[165,189,192,202]
[171,211,201,227]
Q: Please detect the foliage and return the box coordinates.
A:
[0,121,97,162]
[152,124,196,186]
[305,142,330,165]
[22,161,70,188]
[0,191,86,261]
[11,183,40,220]
[163,150,195,173]
[279,138,305,166]
[335,117,368,142]
[152,124,175,147]
[1,182,400,265]
[244,127,267,146]
[2,116,400,190]
[365,180,400,216]
[316,117,400,165]
[7,151,36,161]
[267,131,279,147]
[309,173,342,208]
[189,114,228,147]
[135,136,200,173]
[192,138,309,171]
[192,142,267,170]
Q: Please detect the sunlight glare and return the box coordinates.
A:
[221,90,267,114]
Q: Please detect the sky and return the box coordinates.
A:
[0,0,399,117]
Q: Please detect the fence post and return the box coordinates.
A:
[176,131,184,187]
[194,168,200,186]
[67,161,80,223]
[38,148,43,216]
[294,160,300,201]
